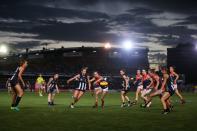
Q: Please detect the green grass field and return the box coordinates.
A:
[0,91,196,131]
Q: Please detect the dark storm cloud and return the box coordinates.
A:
[0,4,109,20]
[0,0,197,51]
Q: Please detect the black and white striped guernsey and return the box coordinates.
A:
[76,73,88,91]
[48,78,58,90]
[10,67,20,82]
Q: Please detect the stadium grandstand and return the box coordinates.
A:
[0,46,149,90]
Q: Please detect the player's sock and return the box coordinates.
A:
[14,96,22,107]
[128,101,131,107]
[101,99,104,108]
[181,99,186,104]
[93,102,98,108]
[121,102,126,107]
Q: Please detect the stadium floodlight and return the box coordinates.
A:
[0,45,8,54]
[122,40,133,50]
[104,42,111,49]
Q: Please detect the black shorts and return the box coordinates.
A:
[121,88,130,93]
[48,88,57,94]
[10,80,24,92]
[75,88,86,92]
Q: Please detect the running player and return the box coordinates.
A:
[140,69,153,107]
[67,67,91,108]
[160,67,175,114]
[120,69,131,107]
[132,70,143,105]
[90,71,108,109]
[144,69,162,107]
[10,59,28,111]
[47,74,59,106]
[169,66,185,104]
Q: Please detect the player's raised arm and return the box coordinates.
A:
[67,74,80,84]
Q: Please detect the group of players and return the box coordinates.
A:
[8,59,185,114]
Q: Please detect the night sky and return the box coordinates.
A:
[0,0,196,54]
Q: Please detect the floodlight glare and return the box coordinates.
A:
[104,42,111,49]
[0,45,8,54]
[123,40,133,50]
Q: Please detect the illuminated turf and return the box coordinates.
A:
[0,91,196,131]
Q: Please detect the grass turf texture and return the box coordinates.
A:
[0,91,196,131]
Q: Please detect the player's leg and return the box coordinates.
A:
[166,98,173,111]
[70,90,79,108]
[11,88,17,109]
[48,93,52,105]
[161,92,171,114]
[39,85,42,96]
[132,86,142,105]
[13,84,24,111]
[121,91,126,107]
[145,90,160,107]
[141,89,148,102]
[101,90,107,109]
[93,88,102,108]
[175,89,185,104]
[51,93,56,105]
[77,91,84,100]
[124,92,131,107]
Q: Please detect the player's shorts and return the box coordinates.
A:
[137,85,143,90]
[48,88,57,94]
[10,80,18,88]
[121,87,130,93]
[101,87,108,92]
[173,84,178,89]
[94,85,101,90]
[94,86,109,92]
[141,88,152,96]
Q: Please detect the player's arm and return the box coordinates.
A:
[47,78,53,88]
[94,76,103,85]
[173,72,179,84]
[154,76,160,90]
[89,77,95,83]
[87,76,91,90]
[161,74,169,91]
[18,67,25,87]
[67,74,80,84]
[123,75,129,90]
[56,84,59,94]
[147,77,153,89]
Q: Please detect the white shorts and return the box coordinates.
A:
[94,87,108,92]
[137,85,143,90]
[141,88,152,96]
[102,87,109,92]
[174,84,178,89]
